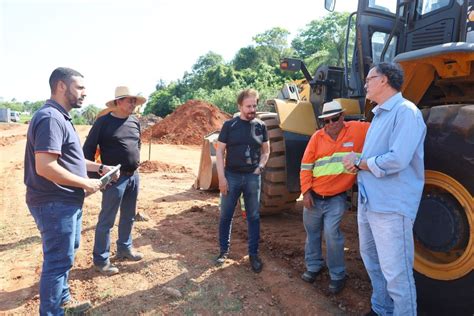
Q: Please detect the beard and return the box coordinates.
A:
[245,112,256,120]
[66,88,83,109]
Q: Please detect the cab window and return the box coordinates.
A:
[371,31,397,63]
[367,0,397,14]
[417,0,451,15]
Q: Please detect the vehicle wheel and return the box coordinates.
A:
[257,113,300,214]
[414,104,474,313]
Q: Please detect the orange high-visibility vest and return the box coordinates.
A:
[300,121,370,196]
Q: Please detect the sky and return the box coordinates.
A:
[0,0,357,108]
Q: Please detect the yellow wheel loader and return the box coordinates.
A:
[196,0,473,311]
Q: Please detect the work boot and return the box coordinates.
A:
[135,211,150,222]
[301,269,323,283]
[61,298,93,314]
[328,277,346,294]
[249,255,263,273]
[116,248,144,261]
[95,262,119,275]
[215,252,229,266]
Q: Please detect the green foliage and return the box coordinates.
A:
[142,17,353,117]
[232,46,261,71]
[291,11,354,70]
[71,109,87,125]
[253,27,290,54]
[144,85,182,117]
[0,100,44,114]
[81,105,101,125]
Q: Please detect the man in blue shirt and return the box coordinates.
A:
[25,67,111,315]
[343,62,426,316]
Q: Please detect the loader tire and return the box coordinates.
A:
[414,104,474,314]
[257,113,300,214]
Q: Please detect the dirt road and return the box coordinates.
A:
[0,123,371,315]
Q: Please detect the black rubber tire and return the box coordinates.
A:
[416,104,474,314]
[257,113,300,214]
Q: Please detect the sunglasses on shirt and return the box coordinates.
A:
[322,114,342,125]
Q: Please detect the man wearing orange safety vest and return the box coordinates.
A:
[300,100,369,294]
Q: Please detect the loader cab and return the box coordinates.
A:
[330,0,470,100]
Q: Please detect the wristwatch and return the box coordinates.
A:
[258,165,265,173]
[98,164,105,175]
[353,157,362,171]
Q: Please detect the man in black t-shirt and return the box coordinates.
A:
[83,86,146,275]
[215,89,270,273]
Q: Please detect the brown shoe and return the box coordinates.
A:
[61,298,92,314]
[116,249,144,261]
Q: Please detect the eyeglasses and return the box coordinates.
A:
[322,114,342,124]
[365,75,381,84]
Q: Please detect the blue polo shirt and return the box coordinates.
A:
[358,92,426,220]
[24,100,87,206]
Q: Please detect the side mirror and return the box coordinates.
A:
[280,58,302,72]
[324,0,335,12]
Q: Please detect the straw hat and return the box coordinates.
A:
[318,100,345,118]
[106,86,147,108]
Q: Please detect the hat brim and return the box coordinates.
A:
[318,108,344,119]
[106,95,147,108]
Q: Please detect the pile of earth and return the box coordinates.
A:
[139,160,190,173]
[141,100,231,145]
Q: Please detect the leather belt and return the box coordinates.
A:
[311,191,345,200]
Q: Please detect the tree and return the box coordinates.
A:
[144,84,182,117]
[253,27,290,54]
[81,105,100,125]
[232,46,262,71]
[192,51,224,75]
[292,12,352,70]
[252,27,292,68]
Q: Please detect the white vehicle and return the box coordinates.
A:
[10,111,20,122]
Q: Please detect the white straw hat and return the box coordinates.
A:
[318,100,345,119]
[106,86,147,108]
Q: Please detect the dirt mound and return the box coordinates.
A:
[0,134,25,147]
[141,100,231,145]
[140,160,190,173]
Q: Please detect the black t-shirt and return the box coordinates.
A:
[218,117,268,173]
[83,113,141,173]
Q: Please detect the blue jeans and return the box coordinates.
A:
[28,202,83,316]
[219,170,261,256]
[93,173,139,266]
[303,193,346,281]
[358,204,417,316]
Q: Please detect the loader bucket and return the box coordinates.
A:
[194,131,220,190]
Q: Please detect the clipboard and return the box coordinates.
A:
[100,164,121,187]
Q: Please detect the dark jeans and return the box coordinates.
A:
[28,202,83,316]
[219,170,261,256]
[93,172,139,266]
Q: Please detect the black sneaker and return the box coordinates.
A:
[249,255,263,273]
[328,277,346,294]
[301,269,323,283]
[215,252,228,266]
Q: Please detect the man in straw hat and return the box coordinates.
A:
[83,86,146,275]
[300,100,369,294]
